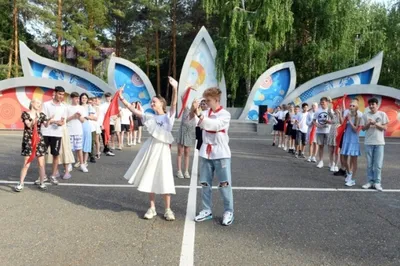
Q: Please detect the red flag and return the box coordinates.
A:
[263,111,269,124]
[178,87,193,118]
[333,94,348,110]
[309,124,316,144]
[26,121,39,165]
[103,92,120,145]
[335,117,348,153]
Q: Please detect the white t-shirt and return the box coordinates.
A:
[88,105,97,132]
[314,108,331,134]
[67,105,84,136]
[297,112,309,133]
[121,108,132,125]
[292,113,300,130]
[199,108,231,159]
[362,111,389,145]
[41,100,66,137]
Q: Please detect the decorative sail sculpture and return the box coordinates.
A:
[178,26,227,111]
[107,56,156,113]
[282,52,383,105]
[239,62,296,121]
[19,41,114,97]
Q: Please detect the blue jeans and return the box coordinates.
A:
[365,145,384,184]
[199,157,234,213]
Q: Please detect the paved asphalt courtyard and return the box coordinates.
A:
[0,131,399,266]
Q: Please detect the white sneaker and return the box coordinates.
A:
[221,211,234,226]
[68,164,73,172]
[307,156,312,162]
[144,208,157,219]
[74,162,80,168]
[330,165,335,172]
[80,164,89,173]
[278,144,282,148]
[311,157,317,163]
[334,166,339,172]
[49,176,59,185]
[362,183,373,189]
[138,140,141,144]
[34,176,48,185]
[176,171,184,179]
[164,208,175,221]
[133,141,137,146]
[184,171,190,179]
[38,183,47,190]
[345,175,352,183]
[374,184,383,191]
[14,183,24,192]
[195,210,213,222]
[106,151,115,156]
[283,146,287,151]
[316,161,324,168]
[345,179,356,187]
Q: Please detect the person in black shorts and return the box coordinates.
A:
[131,101,143,145]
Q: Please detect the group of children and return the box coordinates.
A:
[17,78,234,226]
[16,87,145,192]
[271,96,389,190]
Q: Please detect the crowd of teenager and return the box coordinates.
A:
[15,78,235,226]
[270,96,389,191]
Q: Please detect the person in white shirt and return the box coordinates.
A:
[98,93,115,156]
[193,87,234,226]
[41,86,67,185]
[294,103,309,158]
[66,92,85,172]
[361,97,389,191]
[88,97,98,163]
[313,97,332,168]
[92,96,102,159]
[120,107,132,148]
[306,102,318,162]
[270,106,281,146]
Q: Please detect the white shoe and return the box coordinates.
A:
[345,175,352,183]
[362,183,373,189]
[138,140,141,144]
[68,164,73,172]
[144,208,157,219]
[334,166,339,172]
[278,144,282,148]
[80,164,89,173]
[74,162,80,168]
[283,146,287,151]
[307,156,312,162]
[164,208,175,221]
[133,141,137,146]
[49,176,59,185]
[311,157,317,163]
[184,171,190,179]
[176,171,184,179]
[374,184,383,191]
[345,179,356,187]
[316,161,324,168]
[221,211,234,226]
[330,165,335,172]
[14,183,24,192]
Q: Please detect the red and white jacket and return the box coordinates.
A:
[198,106,231,160]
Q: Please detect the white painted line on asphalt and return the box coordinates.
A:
[1,180,400,192]
[179,148,199,266]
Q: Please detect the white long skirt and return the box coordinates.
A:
[124,136,175,194]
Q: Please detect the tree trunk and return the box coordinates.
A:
[171,0,177,79]
[146,41,150,77]
[115,21,121,57]
[57,0,62,62]
[155,29,161,95]
[89,16,94,73]
[13,0,19,77]
[7,39,13,79]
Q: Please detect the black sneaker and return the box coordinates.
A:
[334,168,346,176]
[90,157,96,163]
[272,142,275,146]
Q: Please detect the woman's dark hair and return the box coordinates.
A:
[79,93,89,105]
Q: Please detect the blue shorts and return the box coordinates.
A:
[70,135,83,151]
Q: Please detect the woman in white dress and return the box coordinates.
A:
[119,77,178,221]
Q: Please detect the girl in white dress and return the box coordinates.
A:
[119,77,178,221]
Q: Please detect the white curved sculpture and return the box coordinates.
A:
[282,52,383,105]
[107,56,156,113]
[238,62,296,121]
[178,26,227,110]
[19,41,115,96]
